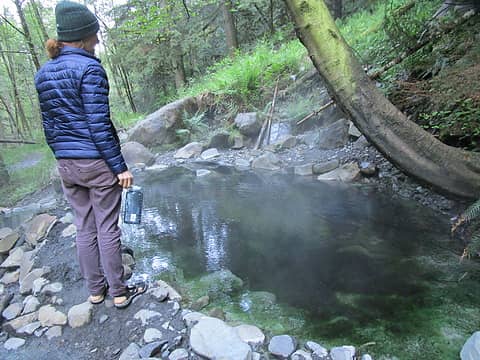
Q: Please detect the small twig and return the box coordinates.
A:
[0,139,37,144]
[296,100,334,126]
[265,80,279,145]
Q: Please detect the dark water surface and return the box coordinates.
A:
[122,166,477,356]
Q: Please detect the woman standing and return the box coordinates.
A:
[35,1,146,308]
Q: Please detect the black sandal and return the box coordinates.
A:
[114,282,148,309]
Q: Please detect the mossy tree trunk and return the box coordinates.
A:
[284,0,480,199]
[0,153,10,188]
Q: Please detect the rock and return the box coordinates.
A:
[169,348,189,360]
[0,247,24,269]
[122,253,135,267]
[2,302,23,320]
[359,161,377,177]
[317,119,350,149]
[121,141,155,168]
[174,142,203,159]
[0,228,12,240]
[68,302,94,328]
[251,152,281,171]
[19,250,38,281]
[128,97,200,147]
[3,312,38,332]
[461,331,480,360]
[234,112,261,137]
[183,311,206,328]
[119,343,141,360]
[139,340,168,358]
[240,291,277,312]
[134,309,162,326]
[190,317,251,360]
[61,224,76,238]
[45,326,62,340]
[361,355,373,360]
[275,135,297,149]
[99,314,109,324]
[298,131,319,147]
[313,159,340,175]
[208,307,226,321]
[208,132,231,149]
[144,328,163,343]
[157,280,182,301]
[0,231,19,255]
[0,269,20,284]
[200,148,220,160]
[198,269,244,300]
[330,345,356,360]
[317,162,361,182]
[41,282,63,295]
[149,286,169,302]
[145,164,169,173]
[191,295,209,311]
[292,350,313,360]
[348,121,362,138]
[232,135,245,149]
[4,337,25,350]
[22,295,40,314]
[234,324,265,347]
[17,321,41,335]
[32,277,49,295]
[353,135,370,149]
[294,164,314,176]
[38,305,67,326]
[24,213,57,246]
[268,335,297,358]
[20,268,51,295]
[59,212,74,224]
[234,159,250,170]
[305,341,328,358]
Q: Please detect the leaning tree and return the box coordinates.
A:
[284,0,480,199]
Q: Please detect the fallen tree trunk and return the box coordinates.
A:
[284,0,480,199]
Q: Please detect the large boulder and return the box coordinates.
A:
[128,97,200,147]
[198,269,244,300]
[121,141,155,168]
[234,113,262,137]
[317,118,350,150]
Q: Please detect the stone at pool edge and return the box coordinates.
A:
[461,331,480,360]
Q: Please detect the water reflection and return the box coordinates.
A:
[122,166,452,323]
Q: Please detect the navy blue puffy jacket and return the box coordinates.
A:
[35,46,127,175]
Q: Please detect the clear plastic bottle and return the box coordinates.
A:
[123,186,143,224]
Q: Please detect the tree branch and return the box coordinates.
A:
[0,14,25,36]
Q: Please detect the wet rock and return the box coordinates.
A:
[234,324,265,347]
[121,141,155,168]
[2,302,23,320]
[234,112,261,137]
[144,328,163,343]
[198,269,243,299]
[190,317,251,360]
[0,269,20,285]
[252,152,281,171]
[174,142,203,159]
[240,291,277,312]
[4,337,25,350]
[268,335,297,358]
[0,231,19,255]
[139,340,168,358]
[119,343,141,360]
[294,164,313,176]
[330,345,356,360]
[359,161,377,177]
[61,224,76,238]
[22,295,40,314]
[305,341,328,358]
[317,119,349,149]
[169,348,189,360]
[1,247,24,269]
[201,148,220,160]
[38,305,67,326]
[68,302,94,328]
[45,325,62,340]
[17,321,41,335]
[134,309,162,326]
[191,295,209,311]
[317,162,360,182]
[461,331,480,360]
[292,349,313,360]
[312,159,340,175]
[24,213,57,246]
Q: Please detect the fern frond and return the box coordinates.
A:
[464,231,480,258]
[463,199,480,223]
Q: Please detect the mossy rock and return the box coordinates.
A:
[198,269,244,300]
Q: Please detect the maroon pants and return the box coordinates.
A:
[57,159,126,297]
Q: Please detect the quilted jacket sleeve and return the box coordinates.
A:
[80,63,128,175]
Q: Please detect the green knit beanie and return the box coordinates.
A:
[55,1,99,42]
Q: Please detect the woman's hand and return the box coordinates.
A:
[117,170,133,188]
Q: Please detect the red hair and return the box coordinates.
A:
[45,39,63,59]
